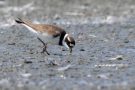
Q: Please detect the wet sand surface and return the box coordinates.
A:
[0,0,135,90]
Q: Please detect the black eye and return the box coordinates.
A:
[65,36,75,48]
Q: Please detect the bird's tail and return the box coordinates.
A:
[15,18,25,24]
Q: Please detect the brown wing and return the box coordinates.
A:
[20,18,65,36]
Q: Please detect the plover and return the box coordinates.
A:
[15,18,75,55]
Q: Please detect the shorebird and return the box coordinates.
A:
[15,18,75,55]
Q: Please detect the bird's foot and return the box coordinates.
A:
[41,47,50,55]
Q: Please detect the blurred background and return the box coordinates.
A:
[0,0,135,90]
[1,0,135,26]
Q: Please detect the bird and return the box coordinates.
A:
[15,18,75,55]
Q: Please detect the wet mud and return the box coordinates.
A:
[0,0,135,90]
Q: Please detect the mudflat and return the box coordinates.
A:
[0,0,135,90]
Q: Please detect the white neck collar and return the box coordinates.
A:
[63,34,69,49]
[64,34,68,40]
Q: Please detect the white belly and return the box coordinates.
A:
[37,33,59,45]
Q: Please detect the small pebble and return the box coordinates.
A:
[53,14,61,20]
[21,73,32,78]
[24,60,33,64]
[29,51,34,54]
[109,55,123,60]
[67,60,71,63]
[48,61,58,66]
[62,49,66,51]
[117,57,123,60]
[124,39,129,43]
[8,43,16,45]
[80,48,85,51]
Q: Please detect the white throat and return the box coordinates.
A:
[63,34,69,49]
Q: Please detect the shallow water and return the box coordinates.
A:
[0,0,135,90]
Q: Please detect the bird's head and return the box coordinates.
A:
[63,34,75,53]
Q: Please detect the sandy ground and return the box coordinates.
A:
[0,0,135,90]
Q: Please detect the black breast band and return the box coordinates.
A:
[59,31,66,46]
